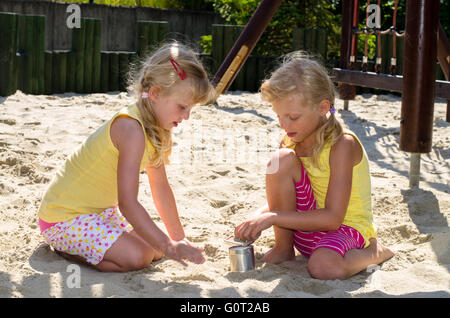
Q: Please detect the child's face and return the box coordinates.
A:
[149,80,195,130]
[272,93,329,144]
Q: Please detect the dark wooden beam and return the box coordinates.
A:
[332,68,450,100]
[437,22,450,122]
[212,0,282,96]
[400,0,440,153]
[338,0,357,101]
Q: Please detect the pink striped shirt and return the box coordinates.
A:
[292,162,365,258]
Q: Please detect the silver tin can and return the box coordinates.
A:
[229,245,255,272]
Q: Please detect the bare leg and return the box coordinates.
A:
[263,149,302,264]
[307,238,395,280]
[54,230,162,272]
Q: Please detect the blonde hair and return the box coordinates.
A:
[129,42,214,167]
[260,51,343,168]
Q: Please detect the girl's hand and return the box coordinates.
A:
[234,212,276,242]
[163,239,205,267]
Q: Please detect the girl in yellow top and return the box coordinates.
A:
[38,42,214,272]
[235,52,394,280]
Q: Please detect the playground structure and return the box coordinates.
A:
[212,0,450,189]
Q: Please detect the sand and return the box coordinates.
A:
[0,90,449,298]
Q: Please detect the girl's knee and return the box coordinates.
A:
[127,247,155,271]
[307,251,349,280]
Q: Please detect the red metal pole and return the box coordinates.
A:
[212,0,282,96]
[400,0,440,153]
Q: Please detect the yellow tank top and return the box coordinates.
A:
[285,130,376,247]
[38,104,155,223]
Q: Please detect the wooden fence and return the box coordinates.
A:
[0,12,445,97]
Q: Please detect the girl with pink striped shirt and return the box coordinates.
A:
[234,52,394,280]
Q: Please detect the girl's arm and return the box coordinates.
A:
[112,117,204,265]
[113,117,170,252]
[145,163,185,241]
[236,134,361,241]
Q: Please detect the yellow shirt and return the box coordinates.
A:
[38,104,155,223]
[285,130,376,247]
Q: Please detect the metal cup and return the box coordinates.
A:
[229,245,255,272]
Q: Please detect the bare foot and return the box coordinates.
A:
[263,246,296,264]
[370,238,395,264]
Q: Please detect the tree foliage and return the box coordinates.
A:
[206,0,341,58]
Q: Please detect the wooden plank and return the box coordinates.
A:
[0,12,18,96]
[17,15,26,93]
[100,52,110,93]
[157,21,168,43]
[92,19,102,93]
[158,21,169,43]
[84,18,95,93]
[257,56,266,89]
[137,21,150,57]
[119,52,130,92]
[53,51,68,94]
[211,24,224,74]
[35,15,46,95]
[380,33,390,74]
[332,68,450,100]
[244,55,257,92]
[23,15,34,94]
[73,18,85,93]
[292,28,303,51]
[109,52,120,92]
[305,28,315,54]
[44,51,53,94]
[66,51,76,93]
[316,28,328,61]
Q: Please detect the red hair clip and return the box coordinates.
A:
[170,58,187,80]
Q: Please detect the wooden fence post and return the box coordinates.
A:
[73,18,86,93]
[109,52,120,92]
[292,28,328,61]
[136,21,169,57]
[0,12,18,96]
[84,18,95,93]
[34,15,45,95]
[52,50,68,94]
[66,51,76,93]
[44,51,53,95]
[119,52,131,92]
[92,19,102,93]
[100,52,110,93]
[17,15,35,94]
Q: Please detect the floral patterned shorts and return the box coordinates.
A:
[40,206,133,265]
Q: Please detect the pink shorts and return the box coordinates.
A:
[293,224,365,258]
[39,206,133,265]
[293,161,365,258]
